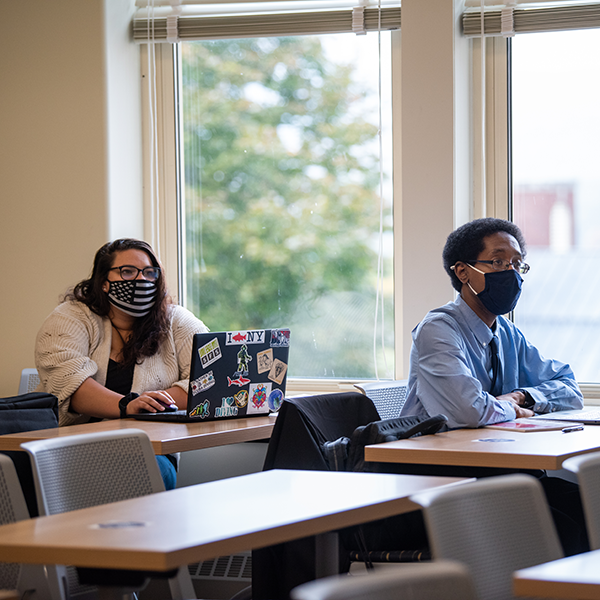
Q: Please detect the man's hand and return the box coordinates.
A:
[496,391,535,419]
[511,403,535,419]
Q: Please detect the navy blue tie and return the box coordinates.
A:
[489,337,501,396]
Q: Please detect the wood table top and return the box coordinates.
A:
[0,415,275,455]
[0,469,471,572]
[365,425,600,470]
[514,548,600,599]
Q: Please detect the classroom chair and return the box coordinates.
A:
[0,454,60,600]
[290,560,477,600]
[411,473,563,600]
[354,379,409,420]
[563,450,600,550]
[253,392,436,600]
[18,368,40,395]
[22,429,196,600]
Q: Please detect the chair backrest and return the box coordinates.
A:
[354,380,409,420]
[0,455,29,590]
[18,369,40,395]
[22,429,164,516]
[411,474,563,600]
[563,451,600,550]
[263,392,380,471]
[290,560,477,600]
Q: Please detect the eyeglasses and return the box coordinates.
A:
[108,265,161,281]
[468,259,530,274]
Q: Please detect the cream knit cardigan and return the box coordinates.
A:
[35,300,209,426]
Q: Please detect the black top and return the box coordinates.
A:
[105,359,135,396]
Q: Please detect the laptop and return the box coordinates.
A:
[531,408,600,425]
[133,328,290,423]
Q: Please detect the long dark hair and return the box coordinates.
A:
[66,239,170,366]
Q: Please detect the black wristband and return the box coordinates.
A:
[118,392,139,418]
[514,388,535,409]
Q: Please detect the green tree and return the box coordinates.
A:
[182,35,393,378]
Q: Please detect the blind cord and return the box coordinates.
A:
[373,1,389,380]
[147,0,161,257]
[480,0,486,217]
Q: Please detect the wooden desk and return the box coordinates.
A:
[514,549,600,599]
[364,426,600,470]
[0,470,470,573]
[0,416,275,455]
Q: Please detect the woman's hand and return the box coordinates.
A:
[71,378,188,418]
[125,390,177,415]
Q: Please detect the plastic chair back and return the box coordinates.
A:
[23,429,163,515]
[0,454,28,591]
[564,451,600,550]
[18,369,40,395]
[411,474,563,600]
[291,560,477,600]
[0,454,61,600]
[354,380,409,420]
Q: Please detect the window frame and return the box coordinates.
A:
[140,1,476,394]
[481,31,600,400]
[142,34,404,394]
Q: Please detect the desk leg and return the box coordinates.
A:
[315,532,339,579]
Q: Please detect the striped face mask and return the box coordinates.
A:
[107,279,157,318]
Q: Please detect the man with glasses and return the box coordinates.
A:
[399,218,587,555]
[401,217,583,430]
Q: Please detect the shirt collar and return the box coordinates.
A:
[455,294,495,347]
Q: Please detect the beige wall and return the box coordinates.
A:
[399,0,470,373]
[0,0,142,397]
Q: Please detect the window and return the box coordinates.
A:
[179,32,394,380]
[511,29,600,383]
[141,6,474,389]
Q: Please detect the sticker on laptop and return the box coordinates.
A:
[189,400,210,419]
[190,371,215,395]
[268,359,288,385]
[215,396,239,418]
[234,390,249,408]
[270,329,290,347]
[227,375,250,387]
[247,383,272,414]
[198,337,222,369]
[234,344,252,376]
[225,330,266,345]
[268,388,284,412]
[256,348,274,374]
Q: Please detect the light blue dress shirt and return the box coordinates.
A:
[401,295,583,429]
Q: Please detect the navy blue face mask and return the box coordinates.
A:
[467,265,523,315]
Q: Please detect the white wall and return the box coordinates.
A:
[0,0,142,397]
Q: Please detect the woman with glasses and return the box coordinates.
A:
[34,238,208,488]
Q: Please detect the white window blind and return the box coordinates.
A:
[463,2,600,37]
[133,1,400,42]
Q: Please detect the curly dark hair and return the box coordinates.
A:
[443,218,527,292]
[65,239,170,366]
